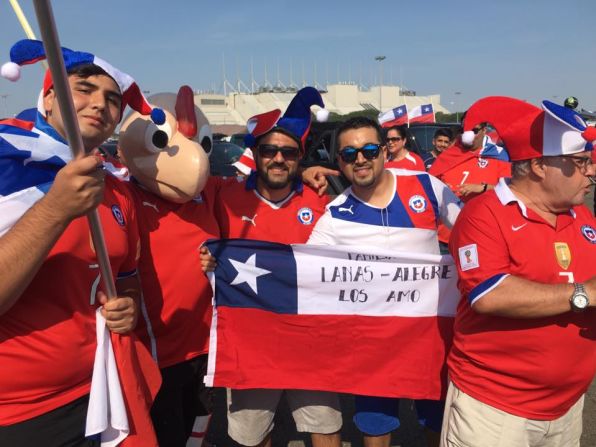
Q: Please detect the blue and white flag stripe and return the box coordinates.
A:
[206,239,460,318]
[0,119,71,235]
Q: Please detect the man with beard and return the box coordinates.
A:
[307,117,461,447]
[206,87,342,447]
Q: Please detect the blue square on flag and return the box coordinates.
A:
[422,104,433,114]
[395,106,406,116]
[206,239,298,313]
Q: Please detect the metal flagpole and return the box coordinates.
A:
[32,0,117,299]
[8,0,48,69]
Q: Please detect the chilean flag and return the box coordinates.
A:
[378,105,408,128]
[204,239,459,399]
[408,104,435,124]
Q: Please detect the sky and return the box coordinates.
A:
[0,0,595,117]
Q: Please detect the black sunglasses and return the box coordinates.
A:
[257,144,300,160]
[386,137,403,143]
[338,143,382,163]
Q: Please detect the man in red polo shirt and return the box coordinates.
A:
[442,96,596,447]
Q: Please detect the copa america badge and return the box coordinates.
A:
[408,195,427,213]
[111,205,125,226]
[297,207,314,225]
[581,225,596,244]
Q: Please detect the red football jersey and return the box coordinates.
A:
[448,180,596,420]
[130,181,220,368]
[434,154,510,243]
[214,174,328,243]
[0,175,139,424]
[385,151,426,171]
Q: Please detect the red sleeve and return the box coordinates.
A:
[112,178,140,276]
[448,195,511,305]
[498,160,512,179]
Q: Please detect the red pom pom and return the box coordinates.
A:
[581,126,596,142]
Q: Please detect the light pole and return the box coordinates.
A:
[454,91,461,123]
[375,56,386,111]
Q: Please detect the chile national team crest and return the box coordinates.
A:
[111,205,125,226]
[477,158,488,168]
[581,225,596,244]
[297,207,314,225]
[408,195,427,213]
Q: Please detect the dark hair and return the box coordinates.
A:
[67,63,111,80]
[433,128,452,140]
[385,125,407,140]
[335,116,383,152]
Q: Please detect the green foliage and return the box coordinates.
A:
[435,111,462,123]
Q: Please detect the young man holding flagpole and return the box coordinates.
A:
[0,39,162,446]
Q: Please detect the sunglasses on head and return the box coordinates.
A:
[338,143,382,163]
[386,137,403,143]
[257,144,300,160]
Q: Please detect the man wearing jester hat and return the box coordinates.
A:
[443,96,596,447]
[0,40,162,446]
[201,87,342,447]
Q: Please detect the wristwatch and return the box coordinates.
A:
[570,283,590,312]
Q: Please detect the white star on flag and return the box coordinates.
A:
[229,253,271,294]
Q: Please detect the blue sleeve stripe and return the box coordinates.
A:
[416,174,440,225]
[117,269,137,279]
[469,273,509,305]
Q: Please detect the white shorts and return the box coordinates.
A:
[227,388,342,446]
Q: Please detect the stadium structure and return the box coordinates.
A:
[194,83,450,132]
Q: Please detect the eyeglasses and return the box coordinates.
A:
[386,137,403,143]
[472,127,485,134]
[257,144,300,160]
[558,154,594,173]
[338,143,382,163]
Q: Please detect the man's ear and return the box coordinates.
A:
[530,158,547,180]
[43,88,55,116]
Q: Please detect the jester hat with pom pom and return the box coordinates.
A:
[244,86,328,153]
[1,39,164,125]
[461,96,595,161]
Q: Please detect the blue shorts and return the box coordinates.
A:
[353,395,445,436]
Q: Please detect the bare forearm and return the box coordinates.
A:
[0,198,70,315]
[473,275,579,318]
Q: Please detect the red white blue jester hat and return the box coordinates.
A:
[1,39,165,125]
[244,86,328,153]
[461,96,596,161]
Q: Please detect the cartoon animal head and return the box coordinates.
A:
[118,85,212,203]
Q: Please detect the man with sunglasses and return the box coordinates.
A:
[206,88,342,447]
[442,97,596,447]
[308,117,461,447]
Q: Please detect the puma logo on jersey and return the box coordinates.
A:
[338,205,354,214]
[142,201,159,212]
[242,214,257,226]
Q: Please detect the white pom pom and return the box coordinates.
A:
[1,62,21,81]
[316,108,329,122]
[461,130,475,147]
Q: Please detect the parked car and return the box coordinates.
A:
[405,123,461,158]
[210,141,244,177]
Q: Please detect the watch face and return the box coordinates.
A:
[573,293,589,309]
